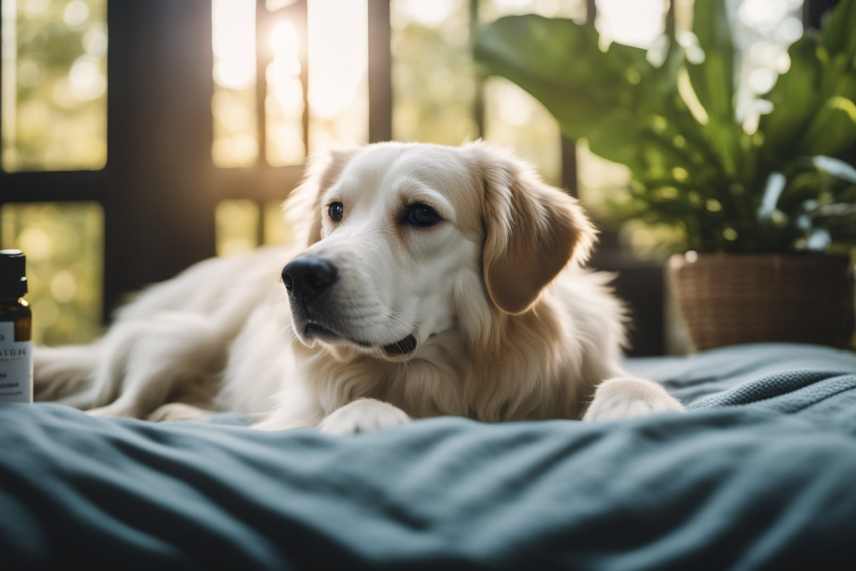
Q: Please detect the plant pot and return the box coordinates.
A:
[667,253,855,351]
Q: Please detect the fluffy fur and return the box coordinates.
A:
[34,142,683,433]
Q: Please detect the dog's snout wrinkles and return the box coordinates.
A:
[282,256,338,300]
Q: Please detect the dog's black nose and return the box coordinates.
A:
[282,256,338,300]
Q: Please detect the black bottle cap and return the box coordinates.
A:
[0,249,28,299]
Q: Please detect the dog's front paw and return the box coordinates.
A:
[319,398,411,435]
[584,377,684,422]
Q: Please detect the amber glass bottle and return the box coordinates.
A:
[0,250,32,403]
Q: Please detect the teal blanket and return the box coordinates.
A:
[2,344,855,570]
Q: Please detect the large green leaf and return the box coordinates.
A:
[800,96,856,156]
[687,0,734,123]
[474,15,650,161]
[819,0,856,61]
[475,14,707,182]
[758,35,822,158]
[760,0,856,163]
[686,0,745,179]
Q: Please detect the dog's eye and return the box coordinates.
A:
[403,203,442,228]
[328,202,344,223]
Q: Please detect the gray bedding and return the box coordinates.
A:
[1,343,856,569]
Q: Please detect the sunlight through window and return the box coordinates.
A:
[307,0,368,155]
[266,16,305,165]
[215,200,293,257]
[1,203,103,344]
[216,200,260,257]
[1,0,107,171]
[392,0,477,145]
[596,0,665,48]
[212,0,258,167]
[214,0,368,167]
[264,201,293,246]
[481,0,586,186]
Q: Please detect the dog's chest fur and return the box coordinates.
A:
[292,293,596,422]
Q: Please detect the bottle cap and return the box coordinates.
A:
[0,249,28,299]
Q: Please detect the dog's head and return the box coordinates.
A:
[282,142,595,362]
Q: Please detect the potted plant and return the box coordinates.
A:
[475,0,856,350]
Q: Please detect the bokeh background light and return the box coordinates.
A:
[2,0,106,171]
[211,0,258,167]
[306,0,368,155]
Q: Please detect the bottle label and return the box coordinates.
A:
[0,321,32,403]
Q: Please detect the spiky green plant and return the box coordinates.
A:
[475,0,856,254]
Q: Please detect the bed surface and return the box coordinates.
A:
[2,343,856,569]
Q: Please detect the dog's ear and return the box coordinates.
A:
[469,143,596,315]
[285,149,355,246]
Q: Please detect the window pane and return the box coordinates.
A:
[266,15,305,165]
[216,199,260,257]
[0,203,103,344]
[483,78,563,184]
[577,141,631,219]
[307,0,368,155]
[2,0,107,172]
[212,0,258,167]
[392,0,477,144]
[595,0,665,48]
[263,201,294,246]
[266,0,298,11]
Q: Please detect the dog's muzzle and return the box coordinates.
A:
[283,257,418,357]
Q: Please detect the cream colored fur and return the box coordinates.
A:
[34,142,683,433]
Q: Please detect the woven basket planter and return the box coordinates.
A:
[668,253,855,351]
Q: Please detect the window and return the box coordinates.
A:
[1,0,107,344]
[210,0,370,253]
[392,0,477,145]
[212,0,371,168]
[2,0,107,171]
[209,0,616,249]
[211,0,258,167]
[1,203,102,343]
[306,0,369,155]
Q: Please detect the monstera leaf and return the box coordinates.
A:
[474,15,647,161]
[475,15,708,181]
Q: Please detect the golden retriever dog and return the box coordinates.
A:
[34,142,683,433]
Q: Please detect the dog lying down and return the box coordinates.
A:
[34,142,683,434]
